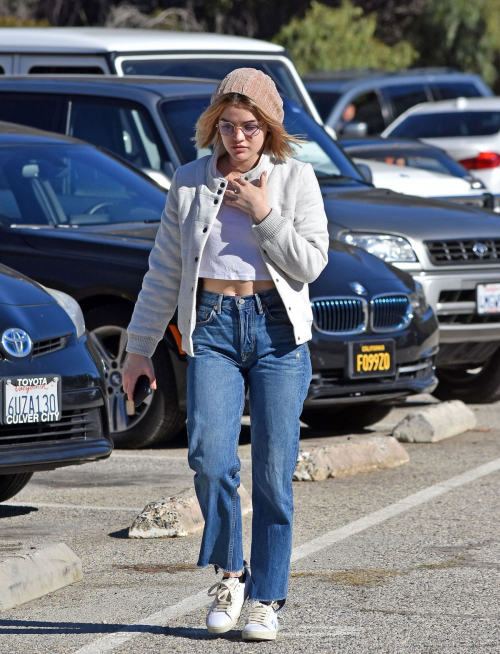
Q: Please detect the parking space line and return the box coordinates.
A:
[70,456,500,654]
[5,501,142,512]
[111,453,253,463]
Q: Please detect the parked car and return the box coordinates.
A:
[2,77,500,404]
[304,68,492,137]
[339,137,495,209]
[351,157,491,208]
[382,97,500,197]
[0,263,112,502]
[0,27,321,123]
[0,121,440,442]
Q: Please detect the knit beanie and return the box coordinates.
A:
[210,68,284,123]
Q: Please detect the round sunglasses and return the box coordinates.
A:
[216,121,262,137]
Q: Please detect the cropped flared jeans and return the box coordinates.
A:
[186,287,312,602]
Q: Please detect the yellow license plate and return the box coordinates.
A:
[349,341,396,378]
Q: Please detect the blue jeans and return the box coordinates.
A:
[187,287,312,602]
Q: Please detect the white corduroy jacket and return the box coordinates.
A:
[126,148,329,358]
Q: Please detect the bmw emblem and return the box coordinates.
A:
[472,242,489,259]
[350,282,367,295]
[1,328,33,357]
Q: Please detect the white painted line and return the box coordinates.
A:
[111,453,253,464]
[71,456,500,654]
[5,501,141,512]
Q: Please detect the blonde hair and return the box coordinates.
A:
[195,93,305,161]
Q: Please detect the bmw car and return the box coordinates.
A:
[0,264,112,503]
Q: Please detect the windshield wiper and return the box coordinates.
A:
[316,173,372,186]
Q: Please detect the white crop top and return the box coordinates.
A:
[199,178,272,281]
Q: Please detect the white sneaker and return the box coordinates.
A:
[242,600,281,641]
[206,574,250,634]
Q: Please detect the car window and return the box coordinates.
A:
[430,83,482,101]
[0,93,65,132]
[307,91,341,121]
[159,94,363,181]
[0,143,166,227]
[383,84,430,120]
[340,92,385,135]
[342,146,469,177]
[68,98,170,174]
[389,111,500,138]
[120,58,304,107]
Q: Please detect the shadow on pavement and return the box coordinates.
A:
[0,619,164,635]
[0,505,38,518]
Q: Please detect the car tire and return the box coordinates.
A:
[0,472,33,502]
[86,305,186,448]
[300,403,393,431]
[434,350,500,404]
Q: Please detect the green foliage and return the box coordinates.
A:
[413,0,500,89]
[0,16,49,27]
[272,0,418,76]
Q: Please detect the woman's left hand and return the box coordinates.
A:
[224,171,271,223]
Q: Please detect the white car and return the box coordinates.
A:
[0,27,321,123]
[382,97,500,195]
[354,157,489,207]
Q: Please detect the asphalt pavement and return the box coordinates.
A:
[0,394,499,654]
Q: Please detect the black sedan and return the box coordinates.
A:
[0,122,438,443]
[0,264,112,502]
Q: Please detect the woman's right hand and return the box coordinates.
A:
[123,353,157,402]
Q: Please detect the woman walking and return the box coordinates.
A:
[123,68,329,641]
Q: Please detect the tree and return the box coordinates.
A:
[272,0,418,76]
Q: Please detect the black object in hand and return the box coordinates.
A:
[133,374,153,407]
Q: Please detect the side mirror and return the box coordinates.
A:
[355,162,373,184]
[340,121,368,138]
[142,168,171,190]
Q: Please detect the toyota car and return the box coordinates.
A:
[0,264,112,502]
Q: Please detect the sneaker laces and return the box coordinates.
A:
[207,578,239,613]
[247,601,279,625]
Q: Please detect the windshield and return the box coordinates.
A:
[389,111,500,138]
[121,58,304,108]
[159,95,363,181]
[0,144,166,228]
[342,146,469,178]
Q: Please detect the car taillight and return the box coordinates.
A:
[458,152,500,170]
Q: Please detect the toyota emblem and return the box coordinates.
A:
[472,242,489,259]
[1,328,33,357]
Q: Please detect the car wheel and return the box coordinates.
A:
[300,403,393,431]
[0,473,33,502]
[86,305,186,448]
[434,349,500,404]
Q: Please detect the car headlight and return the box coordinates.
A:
[409,282,428,317]
[44,287,86,339]
[341,233,418,262]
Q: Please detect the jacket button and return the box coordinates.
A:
[195,257,198,262]
[275,278,279,282]
[203,227,207,232]
[217,189,222,195]
[220,182,225,188]
[214,199,219,205]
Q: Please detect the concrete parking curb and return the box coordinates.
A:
[293,435,409,481]
[393,400,477,443]
[129,484,252,538]
[0,542,83,611]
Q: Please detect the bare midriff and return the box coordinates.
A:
[200,278,275,296]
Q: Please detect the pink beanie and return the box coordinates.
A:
[210,68,284,123]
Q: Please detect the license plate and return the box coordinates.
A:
[348,341,396,379]
[477,283,500,314]
[1,375,61,425]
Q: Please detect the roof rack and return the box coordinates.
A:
[304,67,458,81]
